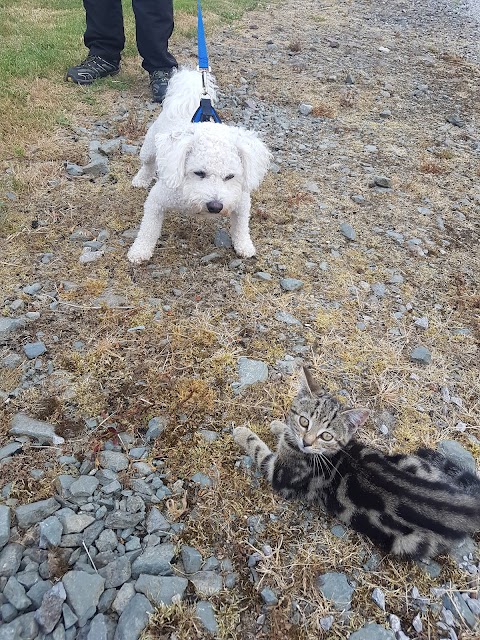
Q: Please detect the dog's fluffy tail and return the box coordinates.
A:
[161,67,217,124]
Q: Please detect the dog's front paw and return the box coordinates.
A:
[127,244,152,264]
[234,241,256,259]
[233,426,254,449]
[131,175,151,188]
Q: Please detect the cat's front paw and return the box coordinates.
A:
[270,420,286,436]
[233,426,254,450]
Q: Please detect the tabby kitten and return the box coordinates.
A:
[234,367,480,560]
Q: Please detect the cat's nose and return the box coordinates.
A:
[206,200,223,213]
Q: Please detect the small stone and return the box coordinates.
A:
[98,556,131,588]
[200,251,222,264]
[35,582,66,633]
[145,416,167,440]
[372,587,386,611]
[191,472,213,487]
[260,587,278,605]
[190,571,223,596]
[39,516,63,549]
[112,582,135,614]
[23,341,46,359]
[23,283,42,295]
[299,103,313,116]
[371,283,386,298]
[414,316,429,329]
[280,278,304,292]
[114,594,153,640]
[237,357,268,388]
[131,544,174,579]
[274,311,301,325]
[447,114,465,127]
[66,162,84,176]
[16,498,60,529]
[0,506,10,549]
[214,229,233,248]
[351,194,365,204]
[62,570,105,627]
[60,513,95,535]
[380,109,392,118]
[349,623,396,640]
[340,223,356,240]
[330,524,347,538]
[373,175,392,189]
[316,572,354,610]
[320,615,334,631]
[443,592,477,629]
[98,451,129,472]
[0,441,23,461]
[69,476,99,498]
[0,317,26,340]
[410,346,432,365]
[135,574,188,605]
[412,613,423,633]
[198,430,219,443]
[146,507,170,533]
[196,601,218,634]
[10,413,64,445]
[181,546,203,574]
[104,511,144,529]
[4,576,31,610]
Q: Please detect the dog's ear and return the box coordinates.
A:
[155,126,195,190]
[234,128,272,192]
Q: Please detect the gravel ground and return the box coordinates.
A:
[0,0,479,638]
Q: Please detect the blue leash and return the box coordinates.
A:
[191,0,222,124]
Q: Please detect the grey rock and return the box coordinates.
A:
[191,472,213,487]
[331,524,347,538]
[0,505,10,548]
[260,587,278,605]
[121,144,138,154]
[320,616,334,631]
[414,316,429,329]
[82,153,109,177]
[200,251,222,264]
[196,601,218,634]
[4,576,31,610]
[416,559,441,578]
[237,357,268,388]
[98,556,131,588]
[254,271,272,281]
[131,544,174,578]
[372,587,386,611]
[146,507,170,533]
[69,476,100,498]
[351,194,365,204]
[82,520,105,547]
[412,613,422,633]
[299,103,313,116]
[62,570,105,627]
[0,317,25,340]
[99,451,129,472]
[26,580,53,608]
[60,513,95,534]
[87,613,115,640]
[10,413,64,445]
[16,498,60,529]
[0,441,23,461]
[190,571,223,596]
[280,278,304,291]
[23,283,42,295]
[1,353,22,369]
[198,429,219,443]
[340,223,356,240]
[373,175,392,189]
[0,603,17,623]
[447,114,465,127]
[35,582,66,633]
[112,582,135,614]
[145,416,167,440]
[316,572,354,610]
[0,612,39,640]
[104,511,144,529]
[349,623,396,639]
[410,346,432,365]
[181,545,203,574]
[274,310,301,325]
[96,529,118,553]
[99,138,123,155]
[97,588,117,614]
[438,440,476,472]
[443,591,478,629]
[16,570,40,589]
[371,283,386,298]
[66,162,84,177]
[23,341,47,359]
[62,603,78,629]
[135,574,188,605]
[214,228,233,248]
[114,594,153,640]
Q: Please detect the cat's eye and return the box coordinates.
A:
[224,174,235,181]
[320,432,333,441]
[194,171,206,178]
[299,416,310,428]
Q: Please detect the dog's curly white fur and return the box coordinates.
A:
[128,68,271,264]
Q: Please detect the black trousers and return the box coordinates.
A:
[83,0,177,72]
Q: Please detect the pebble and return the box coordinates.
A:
[135,575,188,605]
[274,310,301,325]
[237,357,268,388]
[280,278,304,291]
[340,222,356,240]
[114,594,153,640]
[260,587,278,605]
[98,451,129,472]
[181,545,203,573]
[254,271,272,281]
[373,175,392,188]
[438,440,476,472]
[0,506,11,549]
[0,317,25,340]
[372,587,386,611]
[23,342,47,359]
[299,103,313,116]
[349,623,396,639]
[316,572,355,610]
[16,498,60,529]
[410,346,432,364]
[10,413,64,445]
[196,601,218,634]
[190,571,223,596]
[34,582,66,633]
[214,228,233,248]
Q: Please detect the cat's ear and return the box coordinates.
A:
[298,366,321,396]
[340,409,370,435]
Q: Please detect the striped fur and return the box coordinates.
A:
[233,368,480,560]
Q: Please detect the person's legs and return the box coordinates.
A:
[66,0,124,84]
[83,0,125,63]
[132,0,177,72]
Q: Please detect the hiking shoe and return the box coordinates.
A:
[66,56,120,85]
[149,68,175,103]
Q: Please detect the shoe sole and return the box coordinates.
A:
[65,68,120,85]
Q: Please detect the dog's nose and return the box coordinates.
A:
[206,200,223,213]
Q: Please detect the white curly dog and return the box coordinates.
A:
[127,68,271,264]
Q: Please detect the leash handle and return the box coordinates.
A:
[197,0,209,70]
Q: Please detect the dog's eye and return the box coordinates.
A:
[194,171,206,178]
[224,174,235,181]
